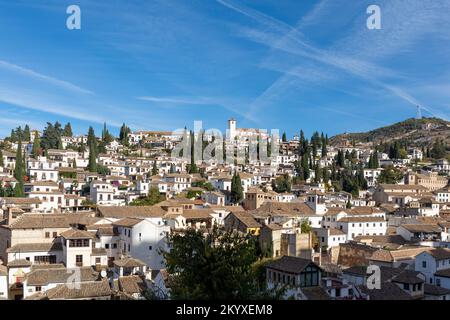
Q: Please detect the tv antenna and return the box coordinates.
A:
[416,105,422,119]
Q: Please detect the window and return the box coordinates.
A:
[149,246,152,250]
[422,261,427,268]
[404,283,410,290]
[34,255,56,264]
[113,243,117,249]
[35,286,42,292]
[437,278,441,287]
[95,257,101,264]
[301,266,319,287]
[53,232,57,238]
[76,255,83,267]
[45,232,50,238]
[105,244,110,249]
[69,239,90,247]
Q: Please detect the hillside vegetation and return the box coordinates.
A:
[330,117,450,147]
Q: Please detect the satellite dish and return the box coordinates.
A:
[101,270,107,278]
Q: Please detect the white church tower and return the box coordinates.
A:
[228,118,237,141]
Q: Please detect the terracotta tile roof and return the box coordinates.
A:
[265,256,318,274]
[358,282,413,300]
[301,287,331,300]
[91,248,107,256]
[97,206,166,218]
[7,213,98,229]
[45,280,112,300]
[252,201,315,217]
[113,257,146,268]
[346,207,384,215]
[370,247,431,262]
[400,224,442,233]
[228,211,261,228]
[7,259,32,268]
[113,218,143,227]
[338,217,385,223]
[424,283,450,295]
[118,275,148,295]
[7,242,62,253]
[1,197,41,205]
[181,209,214,219]
[428,248,450,261]
[60,228,95,239]
[25,267,99,286]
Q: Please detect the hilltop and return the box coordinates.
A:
[330,117,450,147]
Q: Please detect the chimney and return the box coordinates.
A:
[6,207,14,226]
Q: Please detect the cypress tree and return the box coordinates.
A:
[14,138,24,197]
[32,134,41,158]
[152,161,158,176]
[231,172,244,204]
[189,131,199,174]
[314,165,321,183]
[373,151,379,168]
[301,154,310,180]
[0,149,3,167]
[23,125,31,141]
[88,143,97,173]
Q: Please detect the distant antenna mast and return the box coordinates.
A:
[416,105,422,119]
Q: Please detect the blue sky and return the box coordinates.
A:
[0,0,449,139]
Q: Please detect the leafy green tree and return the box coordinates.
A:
[377,166,403,184]
[41,122,63,151]
[231,172,244,204]
[96,164,110,175]
[119,123,131,146]
[186,189,202,199]
[130,186,164,206]
[272,173,292,193]
[431,139,447,159]
[63,122,73,137]
[0,149,3,167]
[5,184,14,197]
[162,227,279,300]
[346,199,352,209]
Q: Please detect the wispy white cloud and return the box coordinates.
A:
[137,96,212,105]
[137,94,258,123]
[0,87,118,126]
[0,60,93,95]
[217,0,450,121]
